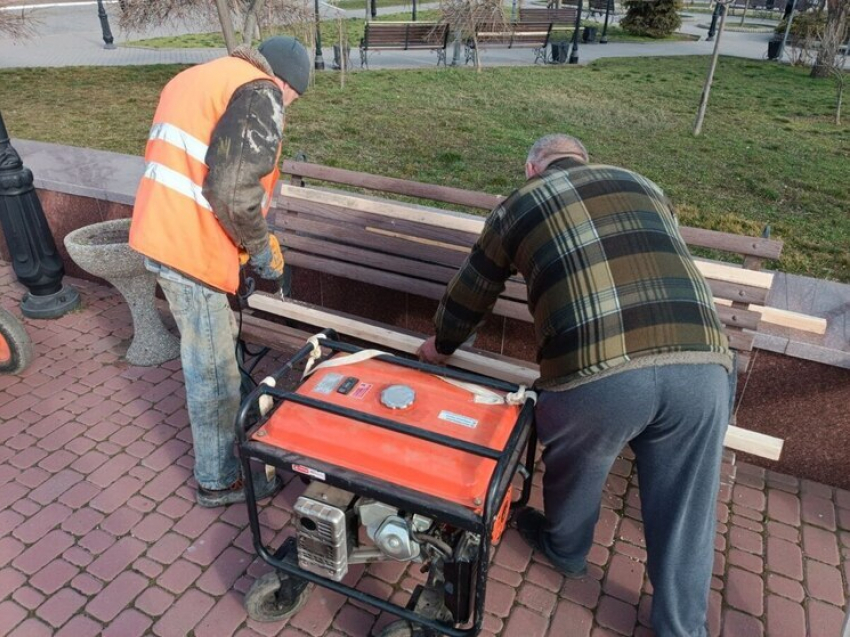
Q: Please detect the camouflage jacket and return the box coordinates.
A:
[202,46,285,258]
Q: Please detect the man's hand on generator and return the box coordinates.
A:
[417,336,450,366]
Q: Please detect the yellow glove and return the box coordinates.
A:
[268,235,284,275]
[248,234,285,281]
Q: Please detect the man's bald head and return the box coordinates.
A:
[525,134,589,179]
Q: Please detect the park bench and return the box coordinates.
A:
[238,161,827,462]
[466,21,554,64]
[517,6,583,60]
[359,21,451,68]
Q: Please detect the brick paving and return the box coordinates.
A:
[1,261,849,636]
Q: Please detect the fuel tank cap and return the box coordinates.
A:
[381,384,415,410]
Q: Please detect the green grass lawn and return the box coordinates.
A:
[1,57,847,280]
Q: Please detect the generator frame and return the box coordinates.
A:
[235,330,538,637]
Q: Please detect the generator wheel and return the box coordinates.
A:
[244,572,310,622]
[0,308,33,375]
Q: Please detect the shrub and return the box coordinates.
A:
[620,0,683,38]
[775,10,828,44]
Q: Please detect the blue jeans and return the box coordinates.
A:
[148,261,242,491]
[536,362,734,637]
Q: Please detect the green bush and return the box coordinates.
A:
[775,11,828,43]
[620,0,683,38]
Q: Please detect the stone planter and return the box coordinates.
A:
[64,218,180,366]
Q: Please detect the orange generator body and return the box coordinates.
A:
[237,336,536,637]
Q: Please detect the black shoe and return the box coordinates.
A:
[196,471,282,508]
[513,507,588,579]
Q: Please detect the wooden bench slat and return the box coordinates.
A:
[715,299,827,334]
[679,227,783,260]
[280,185,485,235]
[285,251,533,322]
[281,185,776,292]
[282,160,502,210]
[274,197,479,247]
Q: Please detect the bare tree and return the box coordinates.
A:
[119,0,313,53]
[0,1,35,39]
[439,0,507,70]
[811,0,850,77]
[694,0,732,135]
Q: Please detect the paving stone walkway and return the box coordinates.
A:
[1,261,849,637]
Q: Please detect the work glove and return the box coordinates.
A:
[249,234,285,281]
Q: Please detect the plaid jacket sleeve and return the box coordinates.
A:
[433,208,513,355]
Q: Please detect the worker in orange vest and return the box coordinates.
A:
[130,36,310,508]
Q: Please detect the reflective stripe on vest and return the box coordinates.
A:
[143,162,213,211]
[148,122,209,165]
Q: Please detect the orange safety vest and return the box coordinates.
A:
[130,56,284,293]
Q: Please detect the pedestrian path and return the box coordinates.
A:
[0,1,782,69]
[0,259,848,637]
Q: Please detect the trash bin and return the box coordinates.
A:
[550,42,568,64]
[767,37,782,60]
[333,44,351,70]
[583,26,598,43]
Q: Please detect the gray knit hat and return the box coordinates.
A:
[258,36,310,95]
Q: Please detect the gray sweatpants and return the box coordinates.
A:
[536,363,734,637]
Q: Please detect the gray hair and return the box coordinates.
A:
[527,134,589,168]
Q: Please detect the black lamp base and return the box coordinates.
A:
[21,284,80,319]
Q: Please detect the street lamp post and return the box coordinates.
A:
[0,112,80,319]
[314,0,325,70]
[706,1,723,41]
[776,0,797,62]
[96,0,116,50]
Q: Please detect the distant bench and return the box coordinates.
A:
[466,22,554,64]
[518,6,582,60]
[359,21,451,67]
[467,6,583,64]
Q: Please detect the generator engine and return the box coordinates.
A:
[294,482,441,582]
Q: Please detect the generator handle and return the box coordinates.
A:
[234,328,338,443]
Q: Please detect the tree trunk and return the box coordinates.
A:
[811,0,850,77]
[214,0,238,52]
[242,0,268,47]
[694,4,727,135]
[740,0,751,25]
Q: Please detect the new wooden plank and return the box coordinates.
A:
[248,293,784,460]
[724,425,783,461]
[273,198,479,248]
[239,312,315,352]
[281,161,502,210]
[280,185,486,235]
[696,260,774,289]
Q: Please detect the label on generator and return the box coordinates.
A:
[292,464,327,481]
[438,410,479,429]
[313,373,344,395]
[351,382,373,400]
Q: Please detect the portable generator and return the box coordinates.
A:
[235,330,537,637]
